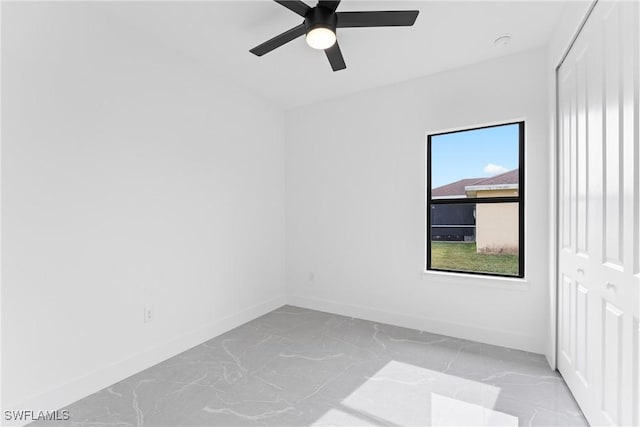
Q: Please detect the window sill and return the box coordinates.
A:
[421,269,530,291]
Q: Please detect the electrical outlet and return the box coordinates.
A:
[144,307,152,323]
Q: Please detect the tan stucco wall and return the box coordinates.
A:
[476,197,519,254]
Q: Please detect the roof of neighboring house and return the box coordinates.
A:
[432,169,519,198]
[432,178,483,198]
[471,169,519,186]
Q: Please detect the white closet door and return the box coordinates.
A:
[557,1,639,426]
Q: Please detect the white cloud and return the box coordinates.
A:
[483,163,508,176]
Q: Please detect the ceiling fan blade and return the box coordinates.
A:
[317,1,341,12]
[250,23,306,56]
[274,0,311,17]
[325,42,346,71]
[337,10,419,28]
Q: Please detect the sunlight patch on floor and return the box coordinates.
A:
[313,360,519,426]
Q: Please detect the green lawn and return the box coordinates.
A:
[431,242,519,276]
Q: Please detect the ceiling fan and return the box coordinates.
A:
[250,1,419,72]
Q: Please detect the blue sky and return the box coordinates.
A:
[430,123,520,188]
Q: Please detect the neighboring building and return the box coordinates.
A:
[431,169,519,253]
[468,169,519,254]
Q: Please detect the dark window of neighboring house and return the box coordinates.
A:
[427,122,524,278]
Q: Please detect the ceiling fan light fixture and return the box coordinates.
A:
[306,26,336,50]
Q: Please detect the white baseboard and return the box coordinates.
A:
[288,294,543,355]
[3,295,286,427]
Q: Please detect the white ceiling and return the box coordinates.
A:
[104,0,568,109]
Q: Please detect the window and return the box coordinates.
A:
[426,122,524,278]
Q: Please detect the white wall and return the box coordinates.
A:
[1,2,285,416]
[286,48,550,354]
[545,0,595,368]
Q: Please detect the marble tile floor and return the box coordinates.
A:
[31,306,588,427]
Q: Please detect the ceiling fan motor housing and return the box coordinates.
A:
[305,6,337,34]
